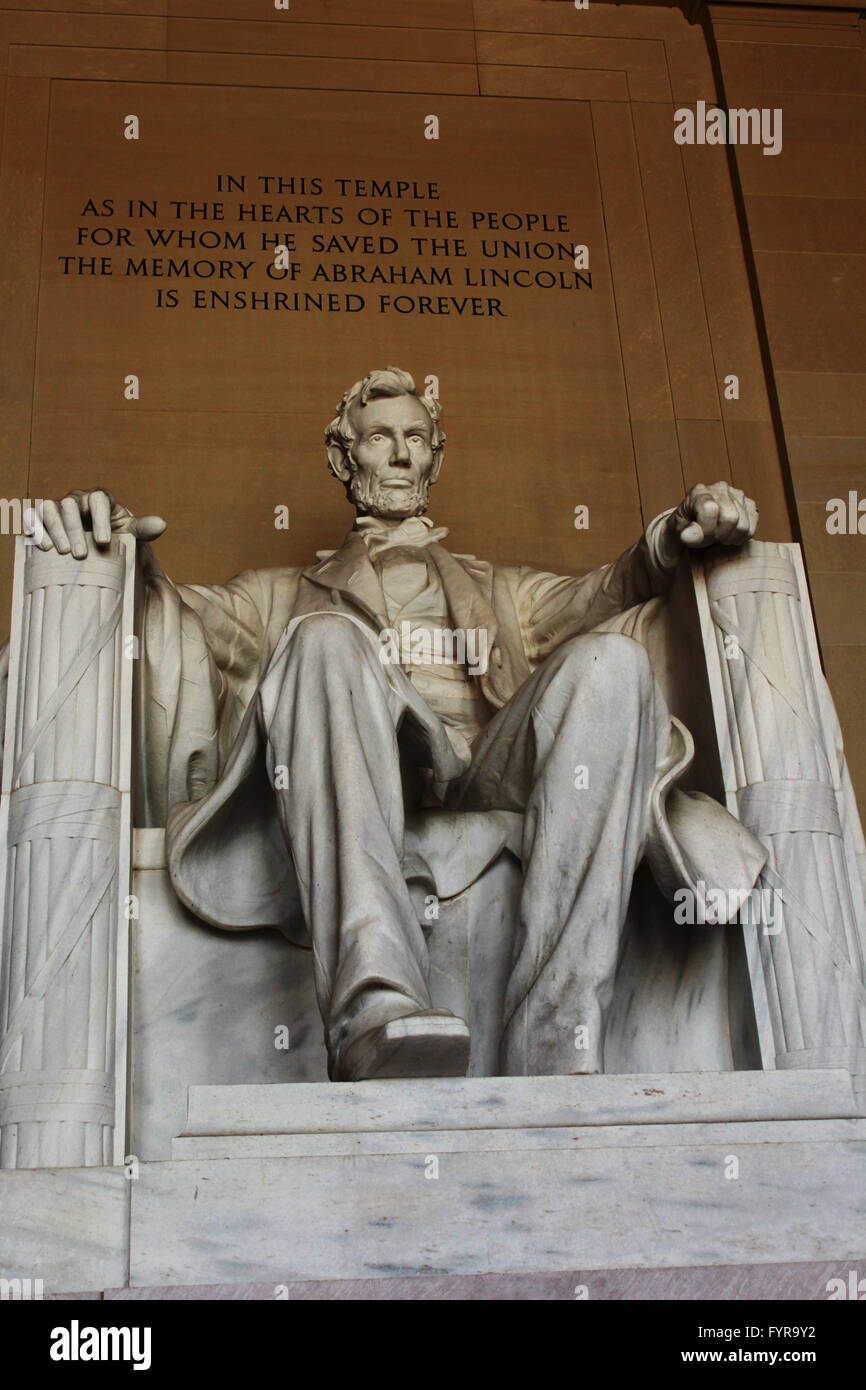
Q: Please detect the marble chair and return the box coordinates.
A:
[1,536,865,1166]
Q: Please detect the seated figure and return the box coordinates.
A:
[32,367,766,1083]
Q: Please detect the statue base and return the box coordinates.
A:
[1,1070,863,1298]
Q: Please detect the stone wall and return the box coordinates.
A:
[0,0,861,809]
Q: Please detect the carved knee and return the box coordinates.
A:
[288,612,378,665]
[552,631,652,694]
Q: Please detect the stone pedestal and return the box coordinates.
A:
[0,1070,863,1296]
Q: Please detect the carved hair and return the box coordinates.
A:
[324,367,445,472]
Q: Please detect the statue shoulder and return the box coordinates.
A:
[488,560,533,591]
[213,564,303,624]
[229,564,303,591]
[228,566,304,652]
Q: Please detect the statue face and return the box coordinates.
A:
[342,394,441,519]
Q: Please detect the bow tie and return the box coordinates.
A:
[354,515,450,559]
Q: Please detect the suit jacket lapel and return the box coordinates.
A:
[426,543,498,675]
[302,531,390,629]
[303,534,511,699]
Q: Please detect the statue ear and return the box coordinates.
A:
[429,445,444,485]
[327,441,352,483]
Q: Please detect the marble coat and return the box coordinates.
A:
[135,520,767,940]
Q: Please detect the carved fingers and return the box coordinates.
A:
[30,499,71,555]
[675,482,758,550]
[86,489,114,545]
[25,488,166,558]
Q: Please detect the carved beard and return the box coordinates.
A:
[347,470,432,519]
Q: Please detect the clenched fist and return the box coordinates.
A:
[658,482,758,567]
[27,489,166,559]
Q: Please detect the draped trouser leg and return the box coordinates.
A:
[257,613,445,1073]
[450,632,671,1075]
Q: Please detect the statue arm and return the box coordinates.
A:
[514,482,758,663]
[514,509,679,663]
[138,545,286,826]
[140,542,271,685]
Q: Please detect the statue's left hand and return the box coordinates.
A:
[664,481,758,559]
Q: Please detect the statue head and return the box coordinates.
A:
[325,367,445,519]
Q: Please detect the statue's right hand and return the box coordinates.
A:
[27,488,167,559]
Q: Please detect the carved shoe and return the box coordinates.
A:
[334,1008,471,1083]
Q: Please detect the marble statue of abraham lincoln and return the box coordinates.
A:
[29,366,766,1082]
